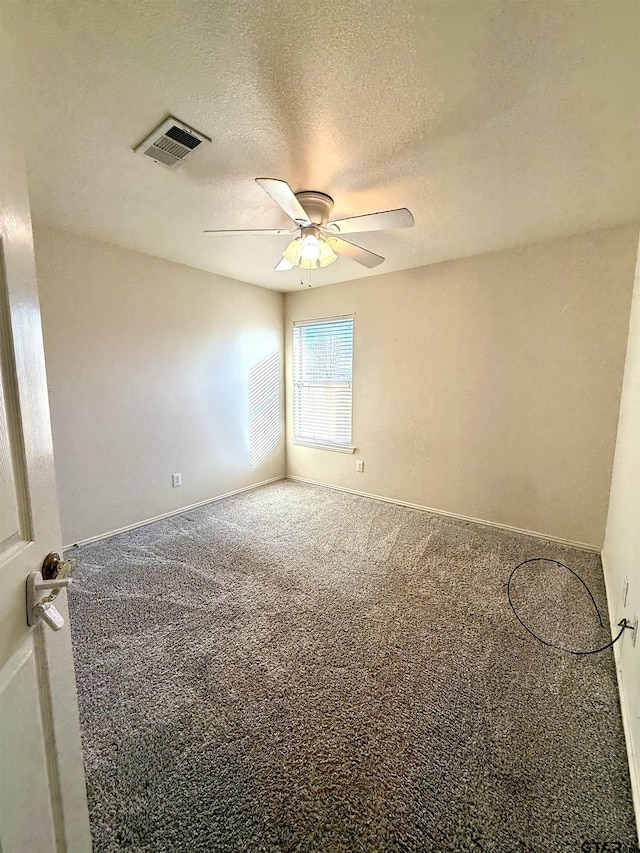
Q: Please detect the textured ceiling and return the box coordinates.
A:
[3,0,639,291]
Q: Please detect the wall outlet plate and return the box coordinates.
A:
[356,460,364,473]
[172,473,182,488]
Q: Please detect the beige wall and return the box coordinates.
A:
[603,235,640,830]
[34,224,285,545]
[285,225,638,548]
[36,222,638,550]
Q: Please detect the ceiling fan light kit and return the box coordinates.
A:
[204,178,414,273]
[283,227,338,269]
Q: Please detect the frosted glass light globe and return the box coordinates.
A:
[301,234,321,261]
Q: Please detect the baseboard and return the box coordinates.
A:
[65,475,286,549]
[286,475,601,553]
[601,552,640,839]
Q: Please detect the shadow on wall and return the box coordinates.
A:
[249,350,280,470]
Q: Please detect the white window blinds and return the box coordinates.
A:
[293,316,353,449]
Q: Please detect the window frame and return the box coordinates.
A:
[292,314,355,454]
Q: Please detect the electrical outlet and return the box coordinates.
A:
[356,460,364,473]
[172,473,182,488]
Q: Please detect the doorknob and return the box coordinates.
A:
[26,553,75,631]
[42,551,74,581]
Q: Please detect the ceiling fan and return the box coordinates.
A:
[204,178,414,271]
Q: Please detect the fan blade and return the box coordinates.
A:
[326,207,414,234]
[203,227,295,236]
[256,178,310,225]
[275,257,294,271]
[326,236,385,268]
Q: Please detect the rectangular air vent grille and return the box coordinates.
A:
[134,117,210,170]
[165,125,202,149]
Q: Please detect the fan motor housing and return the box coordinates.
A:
[295,191,334,226]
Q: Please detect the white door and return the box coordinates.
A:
[0,44,92,853]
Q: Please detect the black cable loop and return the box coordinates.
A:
[507,557,633,656]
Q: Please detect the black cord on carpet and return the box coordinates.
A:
[507,557,634,656]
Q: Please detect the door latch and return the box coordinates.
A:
[27,552,75,631]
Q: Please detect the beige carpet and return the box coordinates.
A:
[68,480,637,851]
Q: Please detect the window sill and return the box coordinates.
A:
[293,440,356,454]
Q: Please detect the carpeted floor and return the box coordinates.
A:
[68,480,638,852]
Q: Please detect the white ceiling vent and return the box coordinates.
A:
[134,117,211,170]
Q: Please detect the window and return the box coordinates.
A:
[249,350,280,469]
[292,316,354,452]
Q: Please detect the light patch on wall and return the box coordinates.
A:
[249,350,280,470]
